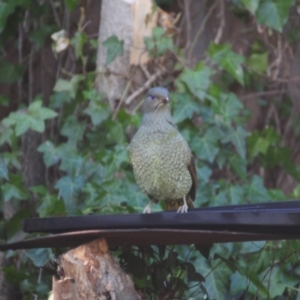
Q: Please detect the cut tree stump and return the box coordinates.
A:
[52,238,141,300]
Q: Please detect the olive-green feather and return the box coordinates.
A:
[129,87,197,212]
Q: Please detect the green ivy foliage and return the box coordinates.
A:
[0,0,299,299]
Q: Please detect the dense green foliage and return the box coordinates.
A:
[0,0,300,299]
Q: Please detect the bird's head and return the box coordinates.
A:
[143,87,170,114]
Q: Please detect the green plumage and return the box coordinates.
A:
[129,87,196,213]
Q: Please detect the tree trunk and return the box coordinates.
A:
[96,0,157,110]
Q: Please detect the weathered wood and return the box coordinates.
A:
[52,238,140,300]
[130,0,157,65]
[52,277,80,300]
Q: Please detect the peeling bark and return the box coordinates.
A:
[52,238,140,300]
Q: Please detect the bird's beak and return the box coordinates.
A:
[162,97,169,104]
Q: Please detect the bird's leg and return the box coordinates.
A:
[177,196,188,213]
[143,200,153,214]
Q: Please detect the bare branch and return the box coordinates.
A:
[125,69,163,105]
[183,0,192,55]
[112,80,131,120]
[240,90,286,100]
[214,0,225,44]
[50,0,61,27]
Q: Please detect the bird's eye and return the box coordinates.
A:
[150,95,155,100]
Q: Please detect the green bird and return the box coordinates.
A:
[129,87,197,213]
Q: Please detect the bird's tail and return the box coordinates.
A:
[165,197,194,211]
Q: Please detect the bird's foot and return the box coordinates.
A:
[177,196,188,213]
[177,203,188,213]
[143,201,152,214]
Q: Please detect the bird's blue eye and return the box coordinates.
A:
[150,95,155,100]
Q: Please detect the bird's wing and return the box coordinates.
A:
[167,120,177,129]
[188,155,197,201]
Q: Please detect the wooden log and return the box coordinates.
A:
[52,238,140,300]
[52,277,80,300]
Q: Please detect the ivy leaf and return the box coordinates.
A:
[222,126,249,159]
[214,189,228,206]
[211,93,244,123]
[191,129,220,163]
[59,154,84,175]
[2,100,57,136]
[50,91,71,109]
[64,0,79,12]
[178,62,213,100]
[53,79,72,93]
[26,248,51,267]
[2,266,28,287]
[83,88,101,101]
[239,241,266,254]
[207,43,245,85]
[28,100,58,120]
[0,155,8,179]
[197,165,212,183]
[264,266,287,298]
[5,209,31,238]
[172,93,201,123]
[227,185,244,205]
[2,152,21,170]
[71,31,87,59]
[228,153,247,180]
[0,0,30,33]
[144,27,174,57]
[0,127,13,146]
[83,90,110,125]
[84,103,110,125]
[198,106,214,124]
[55,175,85,210]
[241,0,260,14]
[195,243,213,260]
[29,25,55,48]
[104,144,129,177]
[61,115,86,147]
[247,52,268,74]
[38,141,61,167]
[18,115,43,135]
[247,127,280,158]
[0,95,9,106]
[256,0,293,32]
[201,258,231,299]
[245,175,270,202]
[247,132,269,157]
[230,271,248,294]
[105,121,125,144]
[102,35,124,65]
[265,146,295,177]
[0,3,15,32]
[0,60,24,83]
[53,75,84,99]
[191,125,222,163]
[185,262,205,282]
[2,182,28,202]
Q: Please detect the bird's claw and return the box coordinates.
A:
[177,196,189,213]
[143,201,152,214]
[177,204,188,213]
[143,206,152,214]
